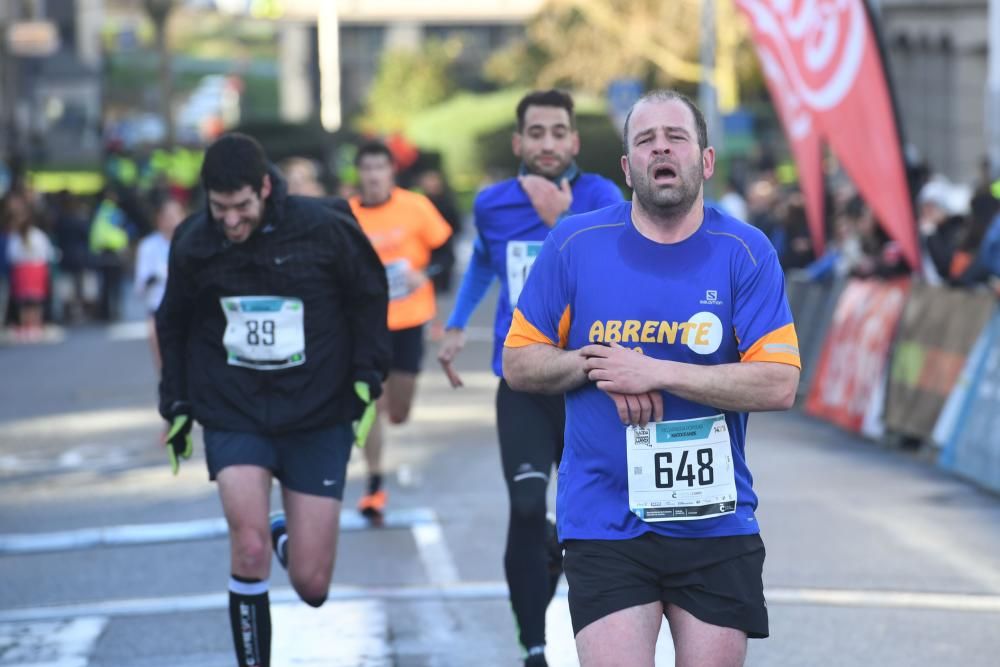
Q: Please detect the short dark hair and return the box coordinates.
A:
[622,90,708,154]
[201,133,269,194]
[516,89,575,132]
[354,141,394,167]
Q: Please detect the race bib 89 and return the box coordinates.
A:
[220,296,306,370]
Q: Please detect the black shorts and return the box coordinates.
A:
[203,424,353,499]
[563,532,768,638]
[390,324,424,373]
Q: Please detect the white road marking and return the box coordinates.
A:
[4,583,999,625]
[0,617,106,667]
[0,507,438,555]
[412,518,461,585]
[272,600,390,667]
[0,603,393,667]
[766,586,1000,612]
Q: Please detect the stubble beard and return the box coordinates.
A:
[218,214,262,244]
[631,157,703,218]
[528,153,570,179]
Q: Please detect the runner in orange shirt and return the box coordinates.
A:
[350,141,453,520]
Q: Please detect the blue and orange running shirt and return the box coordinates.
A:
[505,202,800,541]
[449,171,622,376]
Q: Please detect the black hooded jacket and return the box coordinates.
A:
[156,169,390,434]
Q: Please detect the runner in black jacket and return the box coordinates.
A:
[156,133,389,667]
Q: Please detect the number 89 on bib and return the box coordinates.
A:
[221,296,306,371]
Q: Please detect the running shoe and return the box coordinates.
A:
[357,489,388,522]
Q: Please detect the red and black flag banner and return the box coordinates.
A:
[734,0,920,269]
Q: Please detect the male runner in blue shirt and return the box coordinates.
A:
[437,90,622,667]
[504,90,800,667]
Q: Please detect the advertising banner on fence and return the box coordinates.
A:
[883,286,996,440]
[932,326,990,449]
[939,312,1000,493]
[805,278,910,432]
[734,0,919,267]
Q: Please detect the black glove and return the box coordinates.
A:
[164,402,193,475]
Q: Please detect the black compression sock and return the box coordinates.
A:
[228,575,271,667]
[368,473,383,495]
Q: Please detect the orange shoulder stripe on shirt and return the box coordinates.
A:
[557,305,571,349]
[505,306,571,349]
[740,322,801,368]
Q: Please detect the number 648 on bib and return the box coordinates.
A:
[625,415,737,522]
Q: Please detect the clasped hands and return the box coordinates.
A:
[580,342,664,426]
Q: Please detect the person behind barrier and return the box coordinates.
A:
[156,133,390,667]
[3,190,55,341]
[503,90,801,667]
[88,187,134,322]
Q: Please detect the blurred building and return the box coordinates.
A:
[248,0,543,129]
[0,0,104,168]
[7,0,993,191]
[880,0,992,184]
[334,1,542,116]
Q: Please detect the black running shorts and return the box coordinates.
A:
[390,324,425,374]
[563,532,768,638]
[204,424,353,499]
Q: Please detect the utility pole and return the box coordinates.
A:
[699,0,720,199]
[144,0,175,149]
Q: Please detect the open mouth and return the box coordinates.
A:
[652,165,677,182]
[222,221,250,239]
